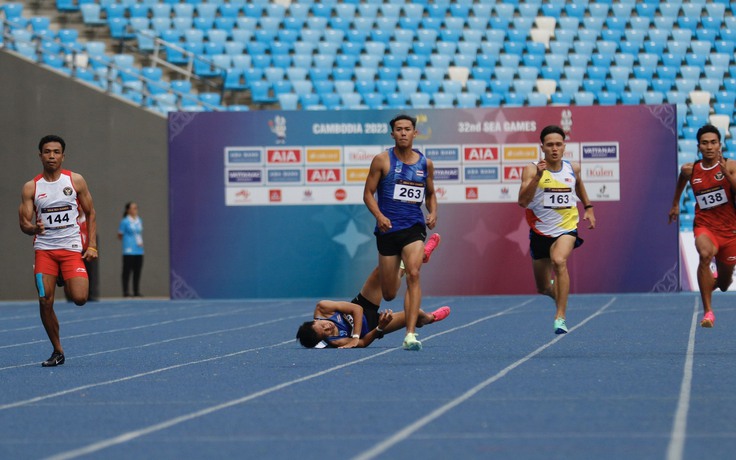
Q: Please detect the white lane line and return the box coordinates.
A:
[43,299,533,460]
[1,340,294,412]
[666,296,699,460]
[0,313,308,372]
[0,307,270,350]
[353,297,617,460]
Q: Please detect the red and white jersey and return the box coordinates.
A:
[33,170,84,252]
[691,160,736,237]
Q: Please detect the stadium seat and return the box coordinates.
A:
[278,93,298,110]
[456,92,479,108]
[432,92,454,109]
[643,91,665,105]
[410,92,431,108]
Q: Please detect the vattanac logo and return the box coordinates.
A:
[268,115,287,144]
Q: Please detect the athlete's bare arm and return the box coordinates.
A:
[19,180,44,236]
[572,162,595,229]
[72,172,98,261]
[424,158,437,229]
[669,163,694,224]
[363,152,391,232]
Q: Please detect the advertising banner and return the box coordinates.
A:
[169,105,678,299]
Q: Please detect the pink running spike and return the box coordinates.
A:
[431,306,451,322]
[701,311,715,328]
[424,233,441,263]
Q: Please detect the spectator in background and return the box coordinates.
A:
[118,202,144,297]
[669,124,736,328]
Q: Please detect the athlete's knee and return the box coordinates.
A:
[72,296,88,306]
[381,285,398,301]
[550,257,568,272]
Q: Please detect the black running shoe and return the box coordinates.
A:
[42,351,65,367]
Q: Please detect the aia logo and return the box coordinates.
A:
[465,187,479,200]
[335,189,347,201]
[267,149,301,164]
[269,189,282,202]
[503,166,524,181]
[307,168,341,183]
[464,146,498,161]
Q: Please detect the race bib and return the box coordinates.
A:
[695,186,728,210]
[40,205,74,229]
[543,187,574,209]
[392,180,424,203]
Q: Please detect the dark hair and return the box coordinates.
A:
[296,321,321,348]
[539,125,565,143]
[389,114,417,130]
[124,201,134,218]
[696,124,721,143]
[38,135,66,153]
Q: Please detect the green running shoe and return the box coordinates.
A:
[402,332,422,351]
[554,318,568,334]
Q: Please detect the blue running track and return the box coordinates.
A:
[1,293,734,460]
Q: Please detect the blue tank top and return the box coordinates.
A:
[323,312,369,346]
[374,147,428,235]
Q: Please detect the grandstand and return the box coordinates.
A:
[1,0,734,226]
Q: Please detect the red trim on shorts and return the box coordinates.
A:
[34,250,88,279]
[694,226,736,265]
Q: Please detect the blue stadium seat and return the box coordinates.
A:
[643,91,665,105]
[572,91,594,106]
[277,93,298,110]
[408,92,429,108]
[456,92,478,108]
[249,81,276,104]
[310,79,332,98]
[466,79,488,96]
[385,92,407,109]
[501,92,523,106]
[355,79,376,97]
[582,78,605,94]
[478,92,501,107]
[525,92,546,106]
[431,92,454,109]
[593,90,615,105]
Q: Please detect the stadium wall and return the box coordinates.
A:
[0,51,170,300]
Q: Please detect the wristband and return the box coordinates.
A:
[584,205,594,209]
[87,247,98,252]
[351,334,359,339]
[375,327,385,339]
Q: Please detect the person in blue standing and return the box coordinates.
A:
[363,114,439,351]
[118,202,144,297]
